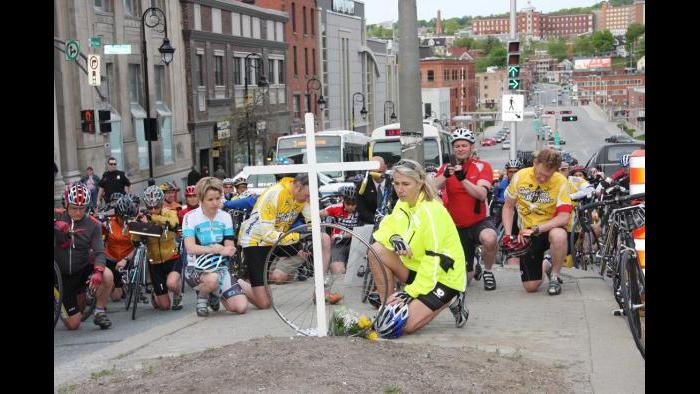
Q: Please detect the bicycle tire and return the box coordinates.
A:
[131,261,142,320]
[264,223,389,337]
[621,250,645,359]
[125,247,144,311]
[80,290,97,322]
[361,266,374,303]
[54,261,63,328]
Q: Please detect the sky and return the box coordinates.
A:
[363,0,600,24]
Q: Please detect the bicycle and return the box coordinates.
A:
[53,261,63,328]
[124,221,163,320]
[264,222,389,336]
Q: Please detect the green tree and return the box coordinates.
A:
[591,30,614,55]
[547,38,568,61]
[453,37,475,48]
[443,19,461,35]
[625,23,644,58]
[573,35,594,57]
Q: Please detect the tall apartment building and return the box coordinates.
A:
[472,9,593,40]
[572,70,645,107]
[256,0,320,134]
[419,58,476,122]
[476,68,506,110]
[181,0,289,175]
[54,0,192,204]
[599,0,645,35]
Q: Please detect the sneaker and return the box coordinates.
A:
[449,293,469,328]
[312,290,344,304]
[473,262,483,281]
[171,293,183,310]
[548,276,562,296]
[93,312,112,330]
[483,271,497,291]
[196,298,209,317]
[209,293,221,312]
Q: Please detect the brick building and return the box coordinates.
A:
[471,8,593,40]
[598,0,645,36]
[572,70,645,108]
[419,58,476,121]
[256,0,320,133]
[476,68,506,110]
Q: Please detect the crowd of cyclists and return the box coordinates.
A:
[54,131,643,347]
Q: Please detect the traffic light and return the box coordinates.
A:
[98,110,111,133]
[80,110,95,134]
[507,40,520,91]
[561,115,578,122]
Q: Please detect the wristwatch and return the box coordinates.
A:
[532,225,541,236]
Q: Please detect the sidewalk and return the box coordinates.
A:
[54,265,645,393]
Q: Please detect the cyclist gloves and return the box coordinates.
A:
[389,235,410,254]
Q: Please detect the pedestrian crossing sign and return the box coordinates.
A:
[502,94,524,122]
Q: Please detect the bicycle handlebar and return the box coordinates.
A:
[579,192,645,211]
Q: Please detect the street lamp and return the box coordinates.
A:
[141,6,175,186]
[244,52,268,165]
[383,100,396,125]
[352,92,367,131]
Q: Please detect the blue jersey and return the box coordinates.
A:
[223,195,257,211]
[182,207,235,247]
[494,178,509,203]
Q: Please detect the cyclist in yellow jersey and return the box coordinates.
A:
[368,160,466,338]
[502,149,573,295]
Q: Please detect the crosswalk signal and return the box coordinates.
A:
[98,110,111,133]
[80,110,95,134]
[561,115,578,122]
[507,40,520,66]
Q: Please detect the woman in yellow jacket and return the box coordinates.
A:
[368,159,466,338]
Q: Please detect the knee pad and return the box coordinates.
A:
[222,282,244,300]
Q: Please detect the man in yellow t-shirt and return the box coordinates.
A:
[502,149,573,296]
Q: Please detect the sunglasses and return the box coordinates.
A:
[395,159,420,171]
[108,162,117,166]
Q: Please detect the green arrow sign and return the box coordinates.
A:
[508,65,520,78]
[65,39,80,61]
[554,132,560,146]
[533,119,541,132]
[508,79,520,90]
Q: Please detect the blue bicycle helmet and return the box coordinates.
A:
[619,154,630,168]
[373,296,410,339]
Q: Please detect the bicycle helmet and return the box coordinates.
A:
[110,192,124,204]
[571,165,587,176]
[374,298,410,339]
[223,178,236,186]
[159,182,174,192]
[233,177,248,187]
[67,183,91,207]
[339,185,357,201]
[193,254,230,272]
[184,185,197,197]
[125,192,140,206]
[115,195,138,218]
[451,128,476,144]
[500,235,532,257]
[619,154,630,168]
[143,185,165,208]
[505,159,522,170]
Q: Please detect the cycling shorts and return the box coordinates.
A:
[105,258,130,289]
[330,238,351,264]
[244,244,301,287]
[406,270,459,311]
[148,258,182,296]
[60,266,92,316]
[519,231,569,282]
[457,219,497,273]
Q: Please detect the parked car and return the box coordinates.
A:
[502,141,511,150]
[547,136,567,145]
[544,110,555,115]
[560,110,572,115]
[481,139,497,146]
[584,143,645,177]
[604,134,636,143]
[495,136,505,143]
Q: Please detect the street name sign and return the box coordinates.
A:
[88,55,101,86]
[502,94,524,122]
[104,44,132,55]
[90,36,102,48]
[65,40,80,61]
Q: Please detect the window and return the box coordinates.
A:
[94,0,109,12]
[427,70,434,81]
[252,17,261,39]
[212,8,222,33]
[242,14,251,38]
[291,2,296,33]
[312,48,316,75]
[303,6,307,34]
[231,12,241,35]
[304,47,309,75]
[266,20,274,40]
[123,0,139,17]
[278,59,285,84]
[306,94,311,113]
[105,63,116,105]
[157,102,173,165]
[194,4,201,30]
[196,53,204,86]
[233,56,242,85]
[444,69,448,81]
[214,55,223,86]
[293,46,298,76]
[268,59,275,84]
[293,95,301,118]
[452,70,458,80]
[150,0,163,8]
[154,65,166,102]
[310,9,315,35]
[128,64,141,105]
[276,21,284,41]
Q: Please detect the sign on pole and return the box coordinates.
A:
[90,36,102,48]
[65,40,80,61]
[502,94,524,122]
[216,120,231,139]
[88,55,101,86]
[104,44,132,55]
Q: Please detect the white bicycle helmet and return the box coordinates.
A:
[619,154,630,168]
[373,296,410,339]
[142,185,165,208]
[451,128,476,144]
[223,178,236,186]
[193,254,230,272]
[505,159,522,170]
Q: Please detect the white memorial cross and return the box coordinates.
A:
[242,113,379,336]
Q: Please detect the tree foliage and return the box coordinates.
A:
[367,24,394,39]
[591,30,615,55]
[547,38,568,61]
[573,35,595,57]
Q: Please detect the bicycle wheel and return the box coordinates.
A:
[361,266,374,303]
[621,250,645,359]
[264,223,389,337]
[80,289,97,322]
[54,261,63,328]
[131,261,143,320]
[125,248,144,311]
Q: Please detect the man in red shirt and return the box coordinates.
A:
[434,128,498,291]
[320,185,360,275]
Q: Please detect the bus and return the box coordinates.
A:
[370,122,453,169]
[276,130,370,181]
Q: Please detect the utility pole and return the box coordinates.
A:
[398,0,424,164]
[509,0,518,161]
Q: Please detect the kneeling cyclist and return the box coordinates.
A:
[368,160,466,338]
[135,186,183,310]
[103,195,137,302]
[183,177,247,317]
[54,183,114,330]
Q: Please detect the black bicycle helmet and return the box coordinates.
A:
[115,195,138,219]
[339,185,357,201]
